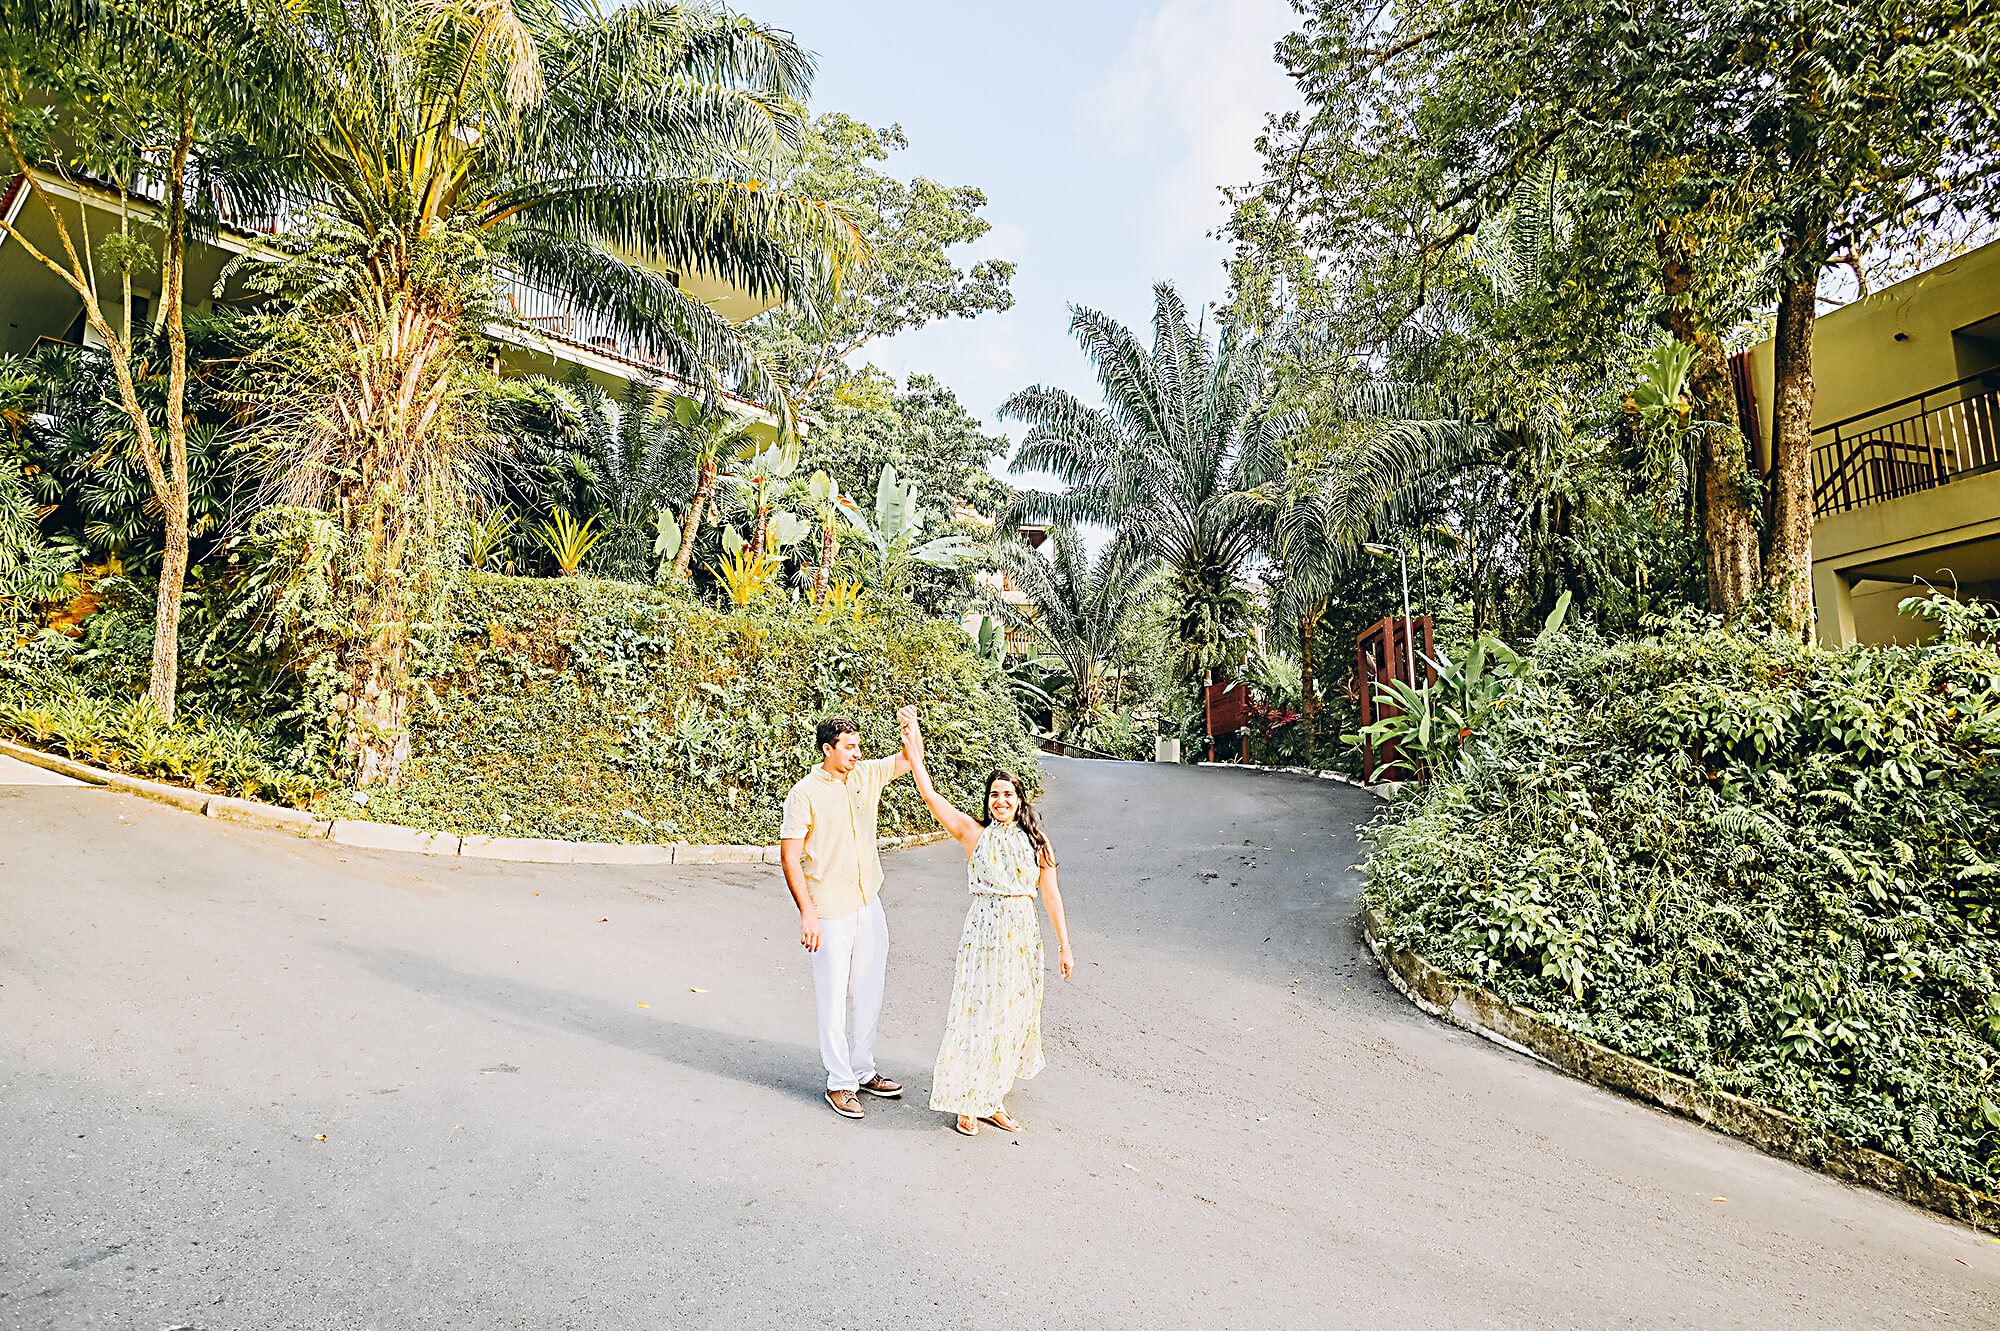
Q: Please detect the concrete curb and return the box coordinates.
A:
[0,738,326,832]
[1194,758,1400,800]
[0,738,953,865]
[1359,905,2000,1236]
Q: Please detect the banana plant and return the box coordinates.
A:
[839,464,975,599]
[1354,592,1570,780]
[722,441,801,554]
[651,507,681,580]
[802,469,860,602]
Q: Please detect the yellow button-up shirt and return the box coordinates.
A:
[779,757,895,920]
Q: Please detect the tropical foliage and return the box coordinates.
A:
[990,525,1165,739]
[1365,596,2000,1193]
[1003,283,1295,684]
[322,573,1038,844]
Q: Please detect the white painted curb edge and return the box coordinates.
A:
[1194,758,1399,800]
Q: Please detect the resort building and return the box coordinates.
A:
[1741,238,2000,644]
[0,169,785,434]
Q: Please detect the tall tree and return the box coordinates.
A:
[242,0,866,783]
[803,366,1012,516]
[1002,283,1296,684]
[0,0,276,719]
[1235,0,2000,632]
[750,113,1015,399]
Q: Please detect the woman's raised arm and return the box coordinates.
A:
[903,713,983,854]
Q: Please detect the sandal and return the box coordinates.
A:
[954,1115,980,1136]
[981,1109,1020,1133]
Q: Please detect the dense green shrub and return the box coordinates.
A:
[1365,599,2000,1193]
[322,573,1039,843]
[0,635,325,803]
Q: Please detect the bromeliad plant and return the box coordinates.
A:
[534,510,603,577]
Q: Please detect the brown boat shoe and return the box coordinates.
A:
[825,1088,865,1119]
[857,1075,903,1099]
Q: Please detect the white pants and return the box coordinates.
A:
[811,898,888,1091]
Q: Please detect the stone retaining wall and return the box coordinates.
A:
[1361,905,2000,1235]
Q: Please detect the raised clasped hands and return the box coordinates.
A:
[897,705,924,763]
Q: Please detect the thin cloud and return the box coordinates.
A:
[1080,0,1299,244]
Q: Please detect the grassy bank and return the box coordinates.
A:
[1364,602,2000,1194]
[0,572,1037,844]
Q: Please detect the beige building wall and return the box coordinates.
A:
[1743,239,2000,644]
[1743,240,2000,441]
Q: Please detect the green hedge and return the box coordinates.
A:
[1365,603,2000,1194]
[320,573,1038,843]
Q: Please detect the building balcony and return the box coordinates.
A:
[1811,370,2000,517]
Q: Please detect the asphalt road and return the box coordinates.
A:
[2,757,1995,1329]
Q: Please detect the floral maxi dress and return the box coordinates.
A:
[929,823,1046,1116]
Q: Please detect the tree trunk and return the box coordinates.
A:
[752,499,769,555]
[1,111,195,720]
[675,456,715,579]
[814,516,837,601]
[1654,222,1761,616]
[1688,340,1762,616]
[1298,606,1321,769]
[1765,223,1822,638]
[148,103,196,723]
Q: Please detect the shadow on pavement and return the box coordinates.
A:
[333,942,942,1131]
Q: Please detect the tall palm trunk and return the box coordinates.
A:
[319,269,463,787]
[1298,606,1321,768]
[675,455,716,579]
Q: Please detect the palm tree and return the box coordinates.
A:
[990,526,1165,737]
[667,404,762,580]
[244,0,867,783]
[1001,284,1295,685]
[522,374,689,581]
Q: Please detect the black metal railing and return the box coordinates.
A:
[1812,370,2000,516]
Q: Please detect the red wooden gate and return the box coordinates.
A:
[1203,679,1248,763]
[1355,616,1434,781]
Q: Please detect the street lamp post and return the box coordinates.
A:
[1362,542,1417,687]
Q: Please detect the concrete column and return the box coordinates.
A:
[1813,562,1857,645]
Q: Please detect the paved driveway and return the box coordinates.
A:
[1,758,1993,1328]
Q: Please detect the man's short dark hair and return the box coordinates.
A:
[816,715,860,751]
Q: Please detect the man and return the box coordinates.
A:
[779,710,918,1119]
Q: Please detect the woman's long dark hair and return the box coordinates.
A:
[979,769,1057,869]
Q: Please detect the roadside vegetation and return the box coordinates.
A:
[1365,598,2000,1193]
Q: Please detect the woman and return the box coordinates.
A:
[903,717,1072,1137]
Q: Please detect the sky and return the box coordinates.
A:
[785,0,1302,456]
